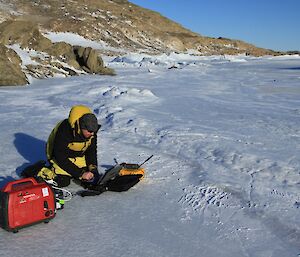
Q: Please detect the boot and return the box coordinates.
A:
[21,160,46,178]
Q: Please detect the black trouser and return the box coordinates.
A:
[54,175,71,187]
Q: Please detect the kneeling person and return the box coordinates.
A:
[38,105,101,187]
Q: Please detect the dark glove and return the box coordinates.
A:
[91,168,99,176]
[88,164,99,174]
[91,172,103,185]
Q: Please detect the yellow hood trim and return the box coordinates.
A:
[68,105,92,133]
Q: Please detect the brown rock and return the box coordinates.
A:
[0,19,115,84]
[73,46,114,75]
[0,20,52,51]
[47,41,74,58]
[0,44,28,86]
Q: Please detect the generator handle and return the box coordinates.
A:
[2,177,38,192]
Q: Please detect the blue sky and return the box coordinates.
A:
[129,0,300,51]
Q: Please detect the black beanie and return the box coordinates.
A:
[79,113,99,133]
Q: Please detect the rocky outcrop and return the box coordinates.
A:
[0,20,114,86]
[73,46,113,74]
[0,20,52,50]
[0,44,28,86]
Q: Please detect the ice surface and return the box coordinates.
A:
[0,53,299,257]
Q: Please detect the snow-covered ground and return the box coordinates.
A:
[0,52,299,257]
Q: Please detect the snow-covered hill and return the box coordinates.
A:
[0,0,277,56]
[0,53,299,257]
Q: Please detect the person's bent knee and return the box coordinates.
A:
[54,175,71,187]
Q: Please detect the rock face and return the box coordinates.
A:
[0,20,52,50]
[0,20,114,86]
[73,46,107,74]
[0,43,28,86]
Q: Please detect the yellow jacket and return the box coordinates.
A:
[46,105,99,179]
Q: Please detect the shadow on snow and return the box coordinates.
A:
[1,133,46,187]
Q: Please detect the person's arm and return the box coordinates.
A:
[85,136,99,174]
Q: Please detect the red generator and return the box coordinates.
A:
[0,177,56,232]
